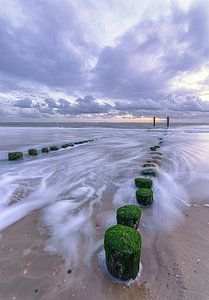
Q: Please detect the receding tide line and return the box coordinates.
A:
[7,139,95,161]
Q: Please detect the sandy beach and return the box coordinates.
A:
[1,204,209,300]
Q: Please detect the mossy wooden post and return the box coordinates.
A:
[117,205,142,229]
[167,116,170,127]
[104,224,141,280]
[135,177,152,188]
[8,152,23,161]
[150,145,160,151]
[136,188,153,207]
[50,146,59,151]
[150,146,156,151]
[74,141,83,145]
[42,147,49,153]
[28,149,38,156]
[143,163,156,168]
[141,168,156,177]
[62,144,69,148]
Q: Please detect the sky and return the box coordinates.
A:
[1,0,209,122]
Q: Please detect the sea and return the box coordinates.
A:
[0,122,209,267]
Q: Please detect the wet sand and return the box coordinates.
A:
[1,205,209,300]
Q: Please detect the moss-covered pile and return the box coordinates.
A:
[141,168,156,177]
[143,163,156,168]
[8,152,23,161]
[150,145,160,151]
[135,177,152,188]
[62,144,69,148]
[146,158,160,164]
[42,147,49,153]
[136,188,153,207]
[50,146,59,151]
[104,224,141,280]
[117,205,141,229]
[28,149,38,156]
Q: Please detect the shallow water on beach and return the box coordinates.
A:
[1,124,209,296]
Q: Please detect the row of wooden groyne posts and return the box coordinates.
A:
[104,137,164,281]
[7,139,95,161]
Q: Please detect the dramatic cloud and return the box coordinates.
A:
[91,2,209,100]
[13,98,32,108]
[2,94,208,122]
[0,0,209,120]
[0,0,93,91]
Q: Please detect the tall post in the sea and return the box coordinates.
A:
[167,116,170,127]
[153,116,156,127]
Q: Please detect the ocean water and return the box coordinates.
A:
[0,123,209,269]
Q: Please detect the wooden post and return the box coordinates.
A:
[153,117,156,127]
[167,116,170,127]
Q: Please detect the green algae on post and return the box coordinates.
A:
[74,141,86,145]
[62,143,74,148]
[145,159,161,167]
[143,163,156,168]
[8,152,23,161]
[117,205,142,229]
[136,188,153,207]
[141,168,156,177]
[135,177,152,188]
[28,149,38,156]
[146,159,160,164]
[62,144,69,148]
[104,224,141,280]
[150,146,156,151]
[50,146,59,151]
[65,143,74,147]
[150,145,160,151]
[42,147,49,153]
